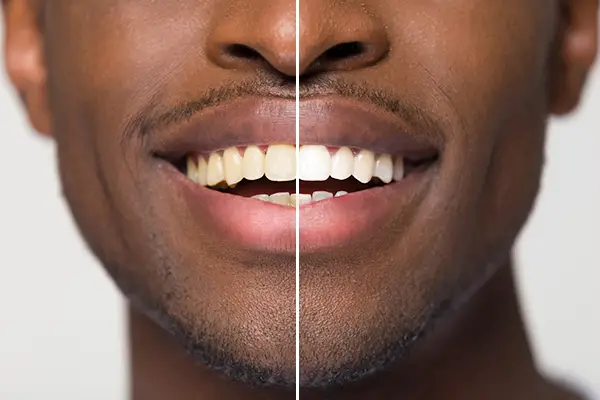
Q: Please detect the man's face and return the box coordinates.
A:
[4,0,596,390]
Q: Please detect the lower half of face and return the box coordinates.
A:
[44,0,555,391]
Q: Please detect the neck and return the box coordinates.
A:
[128,263,576,400]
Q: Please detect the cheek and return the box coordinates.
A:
[45,2,209,127]
[43,1,215,254]
[376,0,554,130]
[401,1,553,237]
[476,103,547,261]
[357,0,554,304]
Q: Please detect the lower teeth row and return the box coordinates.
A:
[252,191,348,206]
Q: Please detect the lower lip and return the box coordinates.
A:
[161,162,433,254]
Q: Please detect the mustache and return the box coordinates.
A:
[123,75,445,144]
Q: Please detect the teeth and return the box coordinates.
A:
[269,192,291,206]
[335,191,348,197]
[290,193,312,206]
[330,147,354,180]
[242,146,265,181]
[187,157,199,183]
[252,192,334,206]
[188,145,412,192]
[223,147,244,186]
[312,191,333,202]
[251,194,270,201]
[394,157,405,181]
[197,156,208,186]
[353,149,375,184]
[299,145,331,181]
[265,145,296,182]
[206,153,225,186]
[374,154,394,184]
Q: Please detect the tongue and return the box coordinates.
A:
[226,178,378,197]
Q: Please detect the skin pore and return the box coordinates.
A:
[3,0,597,399]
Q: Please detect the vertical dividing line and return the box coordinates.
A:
[295,0,301,396]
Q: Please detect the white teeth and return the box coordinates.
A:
[394,157,405,181]
[223,147,244,186]
[299,145,331,181]
[251,194,270,201]
[242,146,265,181]
[374,154,394,184]
[290,193,312,207]
[330,147,354,180]
[265,145,296,182]
[269,192,291,206]
[353,149,375,184]
[335,191,348,197]
[206,153,225,186]
[312,191,333,202]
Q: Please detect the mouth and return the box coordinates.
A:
[152,97,441,253]
[176,144,437,206]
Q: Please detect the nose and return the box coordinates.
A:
[206,1,297,77]
[298,1,389,76]
[206,1,389,78]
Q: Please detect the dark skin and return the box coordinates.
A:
[3,0,597,399]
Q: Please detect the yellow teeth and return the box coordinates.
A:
[206,153,225,186]
[242,146,265,181]
[265,145,297,182]
[223,147,244,186]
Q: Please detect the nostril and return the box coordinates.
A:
[225,44,263,61]
[322,42,366,62]
[306,41,386,74]
[227,42,367,65]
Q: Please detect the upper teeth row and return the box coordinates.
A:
[186,144,405,187]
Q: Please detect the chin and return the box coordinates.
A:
[298,298,450,390]
[134,297,298,389]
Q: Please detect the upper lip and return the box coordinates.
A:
[150,96,443,161]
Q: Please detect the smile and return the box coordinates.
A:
[153,97,441,253]
[181,144,437,207]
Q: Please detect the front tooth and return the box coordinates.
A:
[197,156,208,186]
[223,147,244,186]
[269,192,291,206]
[252,194,270,201]
[335,191,348,197]
[299,145,331,181]
[187,157,199,183]
[242,146,265,181]
[353,149,375,184]
[394,157,405,181]
[312,191,333,202]
[290,193,312,206]
[206,153,225,186]
[265,145,296,182]
[330,147,354,180]
[374,154,393,184]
